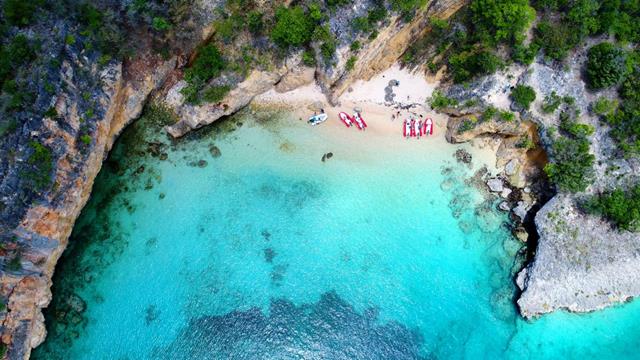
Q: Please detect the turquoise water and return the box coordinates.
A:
[35,108,640,359]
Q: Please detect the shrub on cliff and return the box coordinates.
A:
[470,0,535,44]
[202,85,231,103]
[511,85,536,110]
[3,0,43,27]
[26,141,53,191]
[181,45,226,103]
[271,6,314,48]
[390,0,426,21]
[429,90,458,109]
[586,42,628,89]
[449,49,502,83]
[586,185,640,232]
[544,136,595,193]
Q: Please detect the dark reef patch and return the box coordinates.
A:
[156,291,426,360]
[263,247,276,263]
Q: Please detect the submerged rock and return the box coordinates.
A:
[454,149,472,164]
[209,145,222,158]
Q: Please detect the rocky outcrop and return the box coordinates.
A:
[517,195,640,318]
[446,117,529,144]
[0,53,177,360]
[165,69,286,137]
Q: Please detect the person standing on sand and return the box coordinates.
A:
[417,120,422,139]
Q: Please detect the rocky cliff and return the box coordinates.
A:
[0,0,465,358]
[436,46,640,319]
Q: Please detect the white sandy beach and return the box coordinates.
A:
[253,65,501,174]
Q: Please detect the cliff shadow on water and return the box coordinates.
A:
[32,104,252,359]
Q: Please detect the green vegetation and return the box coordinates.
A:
[7,253,21,271]
[482,105,497,121]
[511,85,536,110]
[26,141,53,190]
[181,44,227,104]
[3,0,42,27]
[592,97,618,116]
[499,110,515,122]
[541,91,562,113]
[0,34,36,89]
[457,118,476,133]
[247,11,264,35]
[271,6,315,48]
[390,0,426,21]
[586,42,628,89]
[532,1,640,61]
[586,185,640,232]
[449,49,503,83]
[65,34,76,45]
[429,90,458,109]
[152,17,171,31]
[544,115,595,193]
[470,0,535,44]
[79,134,92,145]
[202,85,231,103]
[404,0,535,83]
[516,135,535,149]
[346,56,357,71]
[353,1,387,34]
[326,0,352,9]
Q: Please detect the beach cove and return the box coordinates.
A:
[30,68,640,359]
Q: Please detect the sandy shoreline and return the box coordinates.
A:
[253,65,501,174]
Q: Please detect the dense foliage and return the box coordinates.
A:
[511,85,536,110]
[586,42,628,89]
[404,0,535,83]
[544,115,596,193]
[586,185,640,231]
[533,0,640,60]
[181,45,227,104]
[470,0,535,44]
[271,6,315,48]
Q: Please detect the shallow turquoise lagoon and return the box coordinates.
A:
[35,110,640,359]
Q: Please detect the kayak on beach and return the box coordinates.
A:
[338,112,354,127]
[353,112,367,130]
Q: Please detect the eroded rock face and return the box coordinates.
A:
[446,117,529,144]
[517,195,640,318]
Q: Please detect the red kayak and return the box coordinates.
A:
[425,117,433,135]
[338,112,353,127]
[354,112,367,129]
[403,119,409,137]
[410,119,416,137]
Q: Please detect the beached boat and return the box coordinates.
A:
[353,112,367,130]
[403,119,410,138]
[424,117,433,135]
[410,119,416,137]
[338,112,353,127]
[308,113,328,126]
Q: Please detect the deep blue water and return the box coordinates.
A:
[34,109,640,360]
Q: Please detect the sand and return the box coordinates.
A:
[253,64,500,173]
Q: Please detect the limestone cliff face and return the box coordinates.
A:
[517,195,640,318]
[0,54,176,360]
